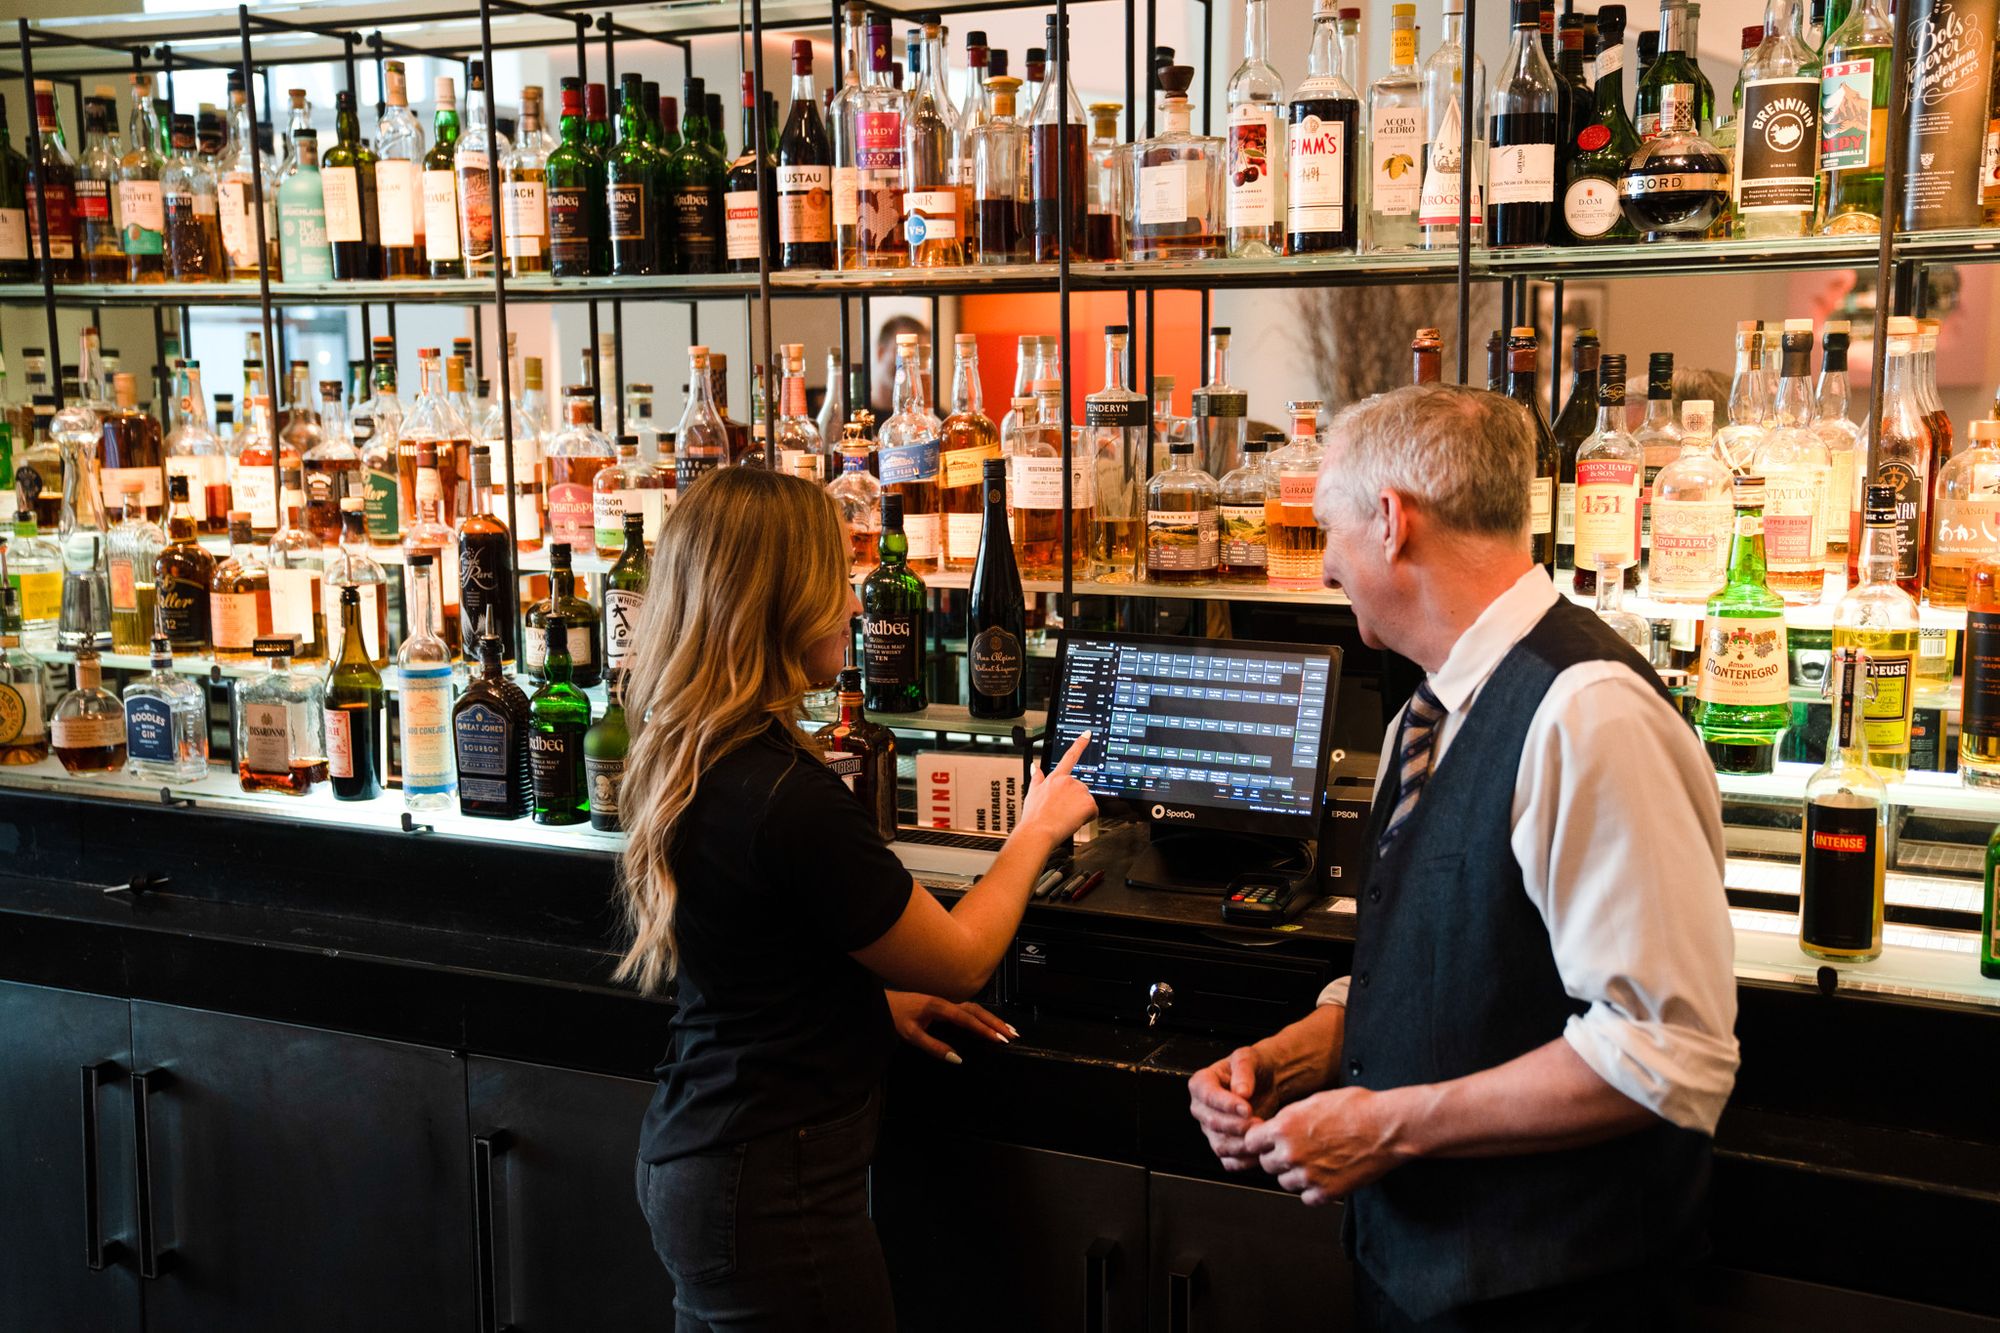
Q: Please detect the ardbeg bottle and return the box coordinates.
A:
[862,494,928,712]
[1799,646,1886,963]
[1695,473,1791,773]
[966,458,1026,718]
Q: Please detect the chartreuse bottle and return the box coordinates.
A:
[1694,472,1791,773]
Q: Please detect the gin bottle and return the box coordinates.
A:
[1084,326,1147,582]
[1695,473,1790,773]
[124,634,208,782]
[1418,0,1486,250]
[876,333,944,572]
[1227,0,1289,255]
[1799,646,1885,962]
[1366,3,1425,251]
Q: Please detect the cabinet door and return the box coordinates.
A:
[874,1136,1148,1333]
[466,1055,676,1331]
[130,1002,474,1333]
[0,982,139,1332]
[1147,1173,1351,1332]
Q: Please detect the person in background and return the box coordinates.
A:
[870,314,928,417]
[1187,385,1740,1330]
[617,467,1098,1331]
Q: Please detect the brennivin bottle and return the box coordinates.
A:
[862,494,928,713]
[1799,646,1885,963]
[1733,0,1820,240]
[1695,473,1790,774]
[324,586,383,801]
[967,458,1026,719]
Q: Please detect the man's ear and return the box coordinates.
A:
[1379,489,1409,565]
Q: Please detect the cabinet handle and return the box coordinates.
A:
[132,1069,169,1279]
[79,1063,118,1271]
[1167,1256,1204,1333]
[1084,1237,1117,1333]
[473,1133,513,1333]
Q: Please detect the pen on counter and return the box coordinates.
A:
[1064,870,1105,904]
[1031,867,1066,898]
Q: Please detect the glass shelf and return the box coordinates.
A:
[849,566,1349,606]
[1716,761,2000,818]
[807,702,1045,741]
[1731,904,2000,1012]
[1558,568,1967,631]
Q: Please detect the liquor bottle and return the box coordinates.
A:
[108,86,161,281]
[1649,400,1733,603]
[1266,401,1328,591]
[725,72,777,273]
[544,384,615,553]
[106,482,164,655]
[397,552,457,811]
[524,542,601,688]
[277,129,333,282]
[1224,0,1288,256]
[1553,14,1596,166]
[53,413,111,655]
[588,435,657,554]
[546,78,599,277]
[1695,473,1790,772]
[214,79,270,279]
[1636,0,1701,139]
[458,446,518,665]
[605,74,660,276]
[1025,48,1047,108]
[1814,323,1862,564]
[154,475,214,654]
[821,667,897,839]
[398,348,471,533]
[453,622,532,820]
[1366,3,1425,251]
[1561,9,1640,242]
[1078,100,1120,260]
[621,376,660,471]
[25,81,80,283]
[778,40,835,270]
[1899,0,1997,230]
[771,346,824,481]
[499,85,550,277]
[100,372,164,523]
[1732,0,1820,240]
[1799,646,1886,961]
[528,616,591,826]
[353,341,404,548]
[0,582,51,765]
[862,495,928,712]
[1963,562,2000,787]
[454,62,506,278]
[324,586,383,800]
[1146,438,1221,584]
[1634,352,1680,555]
[833,10,898,269]
[1122,66,1227,260]
[160,113,223,281]
[1714,321,1768,472]
[1552,331,1601,571]
[209,512,272,662]
[1927,420,2000,608]
[971,73,1031,263]
[422,76,463,276]
[960,30,994,151]
[5,515,61,648]
[168,360,231,536]
[1502,328,1561,568]
[934,335,1002,570]
[671,76,727,274]
[829,429,883,573]
[877,333,944,573]
[1084,327,1147,582]
[1863,318,1932,598]
[1218,434,1274,583]
[1418,0,1487,250]
[1816,0,1889,232]
[1284,2,1358,254]
[1486,0,1560,248]
[0,95,32,282]
[903,18,964,267]
[964,458,1028,718]
[123,636,204,785]
[583,676,629,833]
[400,445,461,657]
[1749,323,1833,603]
[319,90,380,280]
[598,511,650,684]
[1193,327,1249,482]
[372,61,425,278]
[1572,355,1643,595]
[236,635,324,794]
[1029,13,1088,262]
[1918,318,1955,544]
[675,346,729,492]
[1832,484,1917,777]
[326,499,390,667]
[51,647,125,774]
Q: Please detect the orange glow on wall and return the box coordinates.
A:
[957,290,1209,426]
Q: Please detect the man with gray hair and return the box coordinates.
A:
[1186,385,1739,1329]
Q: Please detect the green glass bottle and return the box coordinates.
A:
[528,615,591,826]
[607,73,660,276]
[546,78,600,277]
[861,493,928,713]
[1695,472,1792,773]
[1560,13,1641,243]
[325,585,383,800]
[1982,825,2000,978]
[1815,0,1890,234]
[321,89,381,281]
[277,129,334,281]
[669,76,726,275]
[1634,0,1705,139]
[603,511,649,681]
[423,80,463,277]
[584,674,628,833]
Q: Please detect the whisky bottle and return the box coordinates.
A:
[325,586,383,800]
[876,333,944,573]
[1961,562,2000,789]
[1695,473,1790,774]
[592,436,665,557]
[940,335,1001,571]
[862,495,928,713]
[51,648,125,775]
[216,78,276,279]
[114,81,167,280]
[1266,402,1327,591]
[1219,434,1273,583]
[829,429,883,573]
[821,667,897,840]
[320,91,380,280]
[1193,328,1249,481]
[0,97,30,282]
[1749,323,1832,604]
[1010,380,1094,582]
[154,476,214,654]
[501,86,551,277]
[77,95,126,283]
[455,61,507,278]
[354,340,405,547]
[1146,439,1221,585]
[584,676,629,832]
[454,623,533,820]
[968,458,1027,718]
[528,616,591,826]
[423,76,464,276]
[524,542,602,688]
[458,446,517,666]
[1799,646,1886,963]
[670,75,727,274]
[235,635,326,795]
[545,385,616,553]
[1571,354,1643,595]
[546,78,600,277]
[1121,66,1227,261]
[277,129,333,282]
[1927,420,2000,609]
[1084,327,1147,582]
[25,81,80,283]
[0,579,50,764]
[606,74,661,276]
[397,552,457,811]
[1551,331,1601,572]
[209,512,273,662]
[107,482,165,656]
[101,372,165,523]
[374,61,426,279]
[398,348,471,532]
[1832,485,1917,778]
[603,512,649,681]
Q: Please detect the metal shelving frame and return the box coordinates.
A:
[2,0,1943,638]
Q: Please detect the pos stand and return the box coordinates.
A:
[1123,828,1315,897]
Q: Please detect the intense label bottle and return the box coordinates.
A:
[1800,647,1886,962]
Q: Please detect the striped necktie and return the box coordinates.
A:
[1380,681,1446,851]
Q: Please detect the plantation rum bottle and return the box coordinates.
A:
[940,335,1001,570]
[454,622,532,819]
[862,495,928,712]
[1695,473,1790,773]
[1266,402,1327,591]
[1648,400,1734,603]
[1832,485,1917,777]
[820,667,897,839]
[1799,647,1886,962]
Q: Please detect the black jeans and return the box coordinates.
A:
[636,1087,894,1332]
[1355,1263,1692,1333]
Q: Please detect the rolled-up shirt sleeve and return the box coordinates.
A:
[1510,666,1741,1135]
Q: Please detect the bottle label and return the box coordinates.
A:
[1194,390,1250,420]
[946,510,986,560]
[76,178,113,223]
[218,178,254,264]
[857,111,902,170]
[1528,475,1553,535]
[547,480,594,548]
[241,699,293,773]
[53,712,125,751]
[1820,59,1883,171]
[457,158,495,257]
[1736,78,1821,212]
[270,567,318,642]
[280,202,333,279]
[1138,161,1198,225]
[942,442,1003,489]
[1287,113,1350,231]
[777,165,833,244]
[1227,104,1280,228]
[523,623,595,674]
[455,701,512,804]
[672,187,718,250]
[0,680,45,745]
[364,465,401,540]
[593,488,628,549]
[863,611,920,687]
[969,626,1023,697]
[529,728,582,808]
[902,189,959,244]
[1696,615,1790,706]
[211,589,265,651]
[1147,508,1219,570]
[1561,176,1623,237]
[117,180,167,252]
[1801,798,1880,953]
[1277,472,1316,507]
[1594,40,1625,85]
[1875,459,1924,580]
[1852,649,1913,756]
[677,454,722,492]
[25,182,75,259]
[1369,106,1424,216]
[832,166,861,227]
[604,587,644,672]
[726,188,763,258]
[1659,83,1698,137]
[0,207,26,261]
[1555,480,1577,547]
[422,169,461,260]
[1648,498,1730,596]
[234,465,278,530]
[375,159,418,247]
[1965,611,2000,740]
[325,706,355,779]
[823,749,863,790]
[1084,398,1147,429]
[157,576,208,643]
[503,180,546,252]
[125,695,177,763]
[1419,97,1482,226]
[586,755,625,818]
[109,555,138,613]
[103,465,164,510]
[1220,503,1268,566]
[1931,498,2000,562]
[878,438,941,485]
[549,185,589,262]
[1572,460,1642,569]
[322,165,365,242]
[398,664,456,794]
[1487,142,1556,205]
[1011,454,1094,509]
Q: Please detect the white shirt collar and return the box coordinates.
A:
[1425,566,1562,716]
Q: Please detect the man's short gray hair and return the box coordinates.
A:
[1320,384,1535,540]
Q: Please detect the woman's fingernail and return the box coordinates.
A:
[945,1051,964,1066]
[992,1030,1011,1043]
[1006,1023,1022,1038]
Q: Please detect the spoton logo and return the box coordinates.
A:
[1151,804,1195,820]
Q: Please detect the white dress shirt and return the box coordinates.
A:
[1319,567,1741,1136]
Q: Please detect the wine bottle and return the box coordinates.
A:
[1486,0,1559,247]
[862,494,928,713]
[966,458,1026,719]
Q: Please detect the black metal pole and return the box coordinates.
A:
[1548,278,1563,421]
[477,0,521,653]
[371,32,387,119]
[1057,0,1074,610]
[753,0,777,467]
[1456,0,1475,383]
[860,293,872,411]
[17,22,64,410]
[574,15,590,83]
[236,6,282,523]
[1868,0,1914,478]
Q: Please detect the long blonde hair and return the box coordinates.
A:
[613,467,853,994]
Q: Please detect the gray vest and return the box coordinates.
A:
[1341,598,1711,1320]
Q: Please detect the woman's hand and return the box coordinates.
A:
[886,990,1019,1065]
[1017,730,1098,848]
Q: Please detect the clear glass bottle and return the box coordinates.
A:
[1124,66,1227,260]
[55,417,111,654]
[106,482,165,656]
[972,74,1031,263]
[829,426,884,573]
[1193,327,1249,481]
[876,333,944,573]
[1634,353,1682,559]
[114,78,166,282]
[0,580,51,765]
[481,345,544,553]
[675,346,730,491]
[1816,0,1891,234]
[1799,645,1885,962]
[301,379,358,545]
[1814,323,1862,564]
[1419,0,1487,249]
[1367,2,1425,252]
[1749,324,1833,603]
[1266,401,1327,590]
[1927,419,2000,608]
[1714,321,1768,472]
[1145,439,1220,583]
[400,445,462,658]
[592,434,667,558]
[939,335,1001,570]
[164,362,227,534]
[208,512,270,663]
[235,635,326,795]
[51,647,125,774]
[1029,13,1089,263]
[773,343,826,482]
[1227,0,1289,256]
[1084,327,1147,583]
[1832,483,1917,777]
[1593,561,1652,652]
[1695,473,1790,773]
[903,16,963,267]
[123,633,207,782]
[844,16,908,269]
[1733,0,1820,240]
[1219,433,1274,583]
[1649,399,1734,603]
[3,517,60,650]
[1864,318,1932,599]
[216,78,275,279]
[1151,375,1196,473]
[326,498,390,667]
[375,60,427,278]
[1571,355,1644,595]
[828,1,871,269]
[397,348,472,535]
[397,552,457,811]
[1009,380,1094,581]
[267,495,325,663]
[455,60,509,278]
[500,85,550,277]
[1085,101,1124,260]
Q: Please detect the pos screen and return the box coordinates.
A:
[1044,631,1341,837]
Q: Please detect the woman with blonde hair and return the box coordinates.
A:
[620,467,1097,1331]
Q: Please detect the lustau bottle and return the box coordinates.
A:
[778,39,835,270]
[1486,0,1559,247]
[967,457,1027,718]
[1694,473,1790,774]
[821,667,897,840]
[1503,327,1561,569]
[862,494,928,713]
[1029,12,1087,262]
[1799,646,1886,963]
[324,585,383,801]
[528,616,590,826]
[1288,0,1361,254]
[455,622,533,820]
